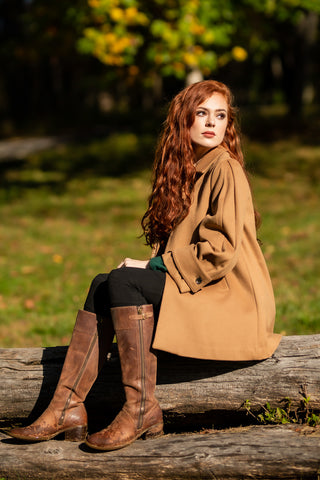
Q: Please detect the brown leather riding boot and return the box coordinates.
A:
[85,304,163,451]
[8,309,114,442]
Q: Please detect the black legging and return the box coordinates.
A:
[83,267,166,318]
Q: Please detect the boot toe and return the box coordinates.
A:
[8,425,52,442]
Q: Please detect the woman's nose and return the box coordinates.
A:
[205,116,215,127]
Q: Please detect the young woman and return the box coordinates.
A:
[8,80,281,450]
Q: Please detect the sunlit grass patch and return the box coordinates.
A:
[250,140,320,336]
[0,173,150,347]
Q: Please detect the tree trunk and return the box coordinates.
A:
[279,12,318,116]
[0,335,319,429]
[1,425,319,479]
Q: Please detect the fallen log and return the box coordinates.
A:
[0,335,319,429]
[1,425,319,480]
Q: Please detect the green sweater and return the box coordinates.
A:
[149,256,168,272]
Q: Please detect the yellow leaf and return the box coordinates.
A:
[105,32,117,43]
[52,254,63,264]
[190,24,205,35]
[232,46,248,62]
[88,0,100,8]
[183,52,198,67]
[125,7,138,21]
[110,7,123,21]
[110,36,131,54]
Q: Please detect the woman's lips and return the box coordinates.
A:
[202,131,215,137]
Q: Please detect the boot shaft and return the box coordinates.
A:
[52,310,114,411]
[111,305,158,427]
[7,309,114,443]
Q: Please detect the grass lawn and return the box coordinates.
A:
[0,117,319,347]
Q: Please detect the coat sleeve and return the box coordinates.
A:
[162,159,253,293]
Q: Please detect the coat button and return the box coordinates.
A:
[195,276,202,285]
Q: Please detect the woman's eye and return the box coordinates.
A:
[217,113,226,119]
[196,110,206,116]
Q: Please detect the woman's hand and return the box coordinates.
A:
[117,258,150,269]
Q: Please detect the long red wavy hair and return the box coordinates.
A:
[142,80,255,249]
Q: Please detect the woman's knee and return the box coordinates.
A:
[106,268,128,294]
[84,273,109,313]
[106,268,143,307]
[89,273,109,292]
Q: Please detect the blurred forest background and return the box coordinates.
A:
[0,0,319,347]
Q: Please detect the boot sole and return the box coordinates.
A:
[7,424,88,443]
[85,422,164,451]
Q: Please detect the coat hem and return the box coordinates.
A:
[153,333,282,362]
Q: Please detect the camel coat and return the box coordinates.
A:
[152,145,281,361]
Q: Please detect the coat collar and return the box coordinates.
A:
[195,145,226,173]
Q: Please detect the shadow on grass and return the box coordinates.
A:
[0,131,157,195]
[1,107,320,195]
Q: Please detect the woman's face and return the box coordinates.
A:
[190,93,228,160]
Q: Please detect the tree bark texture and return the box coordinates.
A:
[0,425,319,480]
[0,335,319,429]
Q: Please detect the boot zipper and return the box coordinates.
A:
[137,306,146,430]
[59,331,98,425]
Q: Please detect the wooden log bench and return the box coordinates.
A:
[1,334,320,479]
[1,425,320,480]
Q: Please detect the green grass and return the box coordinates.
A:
[0,174,151,346]
[246,137,320,335]
[0,122,319,347]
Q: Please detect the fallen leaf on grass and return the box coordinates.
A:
[21,265,36,274]
[24,299,36,310]
[0,295,7,309]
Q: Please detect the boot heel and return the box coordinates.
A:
[144,423,164,439]
[64,425,87,442]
